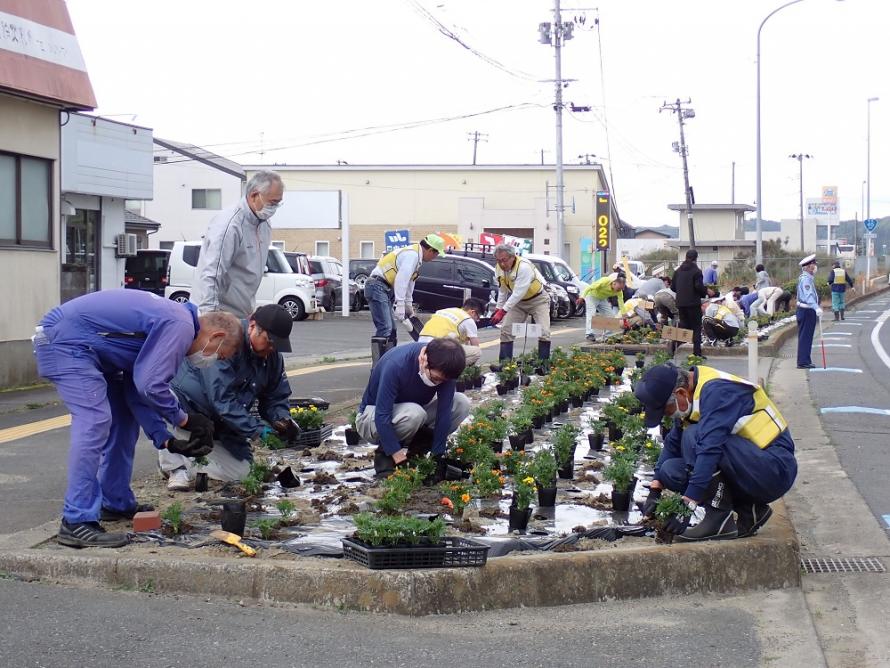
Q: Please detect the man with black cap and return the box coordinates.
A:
[795,254,822,369]
[634,363,797,541]
[157,304,296,488]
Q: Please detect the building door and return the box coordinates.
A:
[61,209,100,303]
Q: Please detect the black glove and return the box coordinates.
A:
[184,412,214,440]
[273,418,302,441]
[166,437,213,458]
[640,487,662,518]
[663,512,691,536]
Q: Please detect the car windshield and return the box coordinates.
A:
[266,248,292,273]
[309,260,322,274]
[552,261,576,281]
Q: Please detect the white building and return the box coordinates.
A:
[129,138,245,248]
[61,113,154,302]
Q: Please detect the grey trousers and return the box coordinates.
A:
[500,292,551,342]
[355,392,470,446]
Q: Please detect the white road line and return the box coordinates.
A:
[834,323,863,326]
[869,308,890,373]
[813,344,852,348]
[809,368,863,373]
[821,406,890,416]
[822,331,852,335]
[855,310,879,313]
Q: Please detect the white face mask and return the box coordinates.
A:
[419,369,439,387]
[256,203,278,221]
[188,339,222,368]
[670,394,692,420]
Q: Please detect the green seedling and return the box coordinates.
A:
[253,518,278,540]
[276,499,296,521]
[161,502,184,535]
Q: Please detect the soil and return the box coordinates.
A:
[312,448,344,462]
[311,471,338,485]
[573,492,613,511]
[401,486,451,515]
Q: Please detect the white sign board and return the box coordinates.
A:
[511,323,542,338]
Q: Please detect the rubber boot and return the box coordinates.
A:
[840,309,845,321]
[373,448,396,480]
[489,341,514,372]
[735,502,773,538]
[406,425,435,459]
[834,311,839,321]
[371,337,389,369]
[676,473,738,542]
[537,339,552,375]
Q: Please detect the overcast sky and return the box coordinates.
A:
[67,0,888,228]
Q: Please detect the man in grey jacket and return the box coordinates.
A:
[191,170,284,318]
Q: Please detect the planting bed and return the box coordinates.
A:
[54,349,694,563]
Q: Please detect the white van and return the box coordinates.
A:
[164,241,319,320]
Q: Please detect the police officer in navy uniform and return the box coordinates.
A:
[634,364,798,541]
[795,254,821,369]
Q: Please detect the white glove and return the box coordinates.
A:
[815,307,823,317]
[394,302,406,320]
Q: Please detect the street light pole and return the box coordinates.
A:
[866,96,879,285]
[789,153,812,251]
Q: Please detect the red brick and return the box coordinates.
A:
[132,511,162,532]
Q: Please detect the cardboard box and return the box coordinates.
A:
[589,316,625,332]
[662,325,694,343]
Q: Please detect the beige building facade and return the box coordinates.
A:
[244,164,619,272]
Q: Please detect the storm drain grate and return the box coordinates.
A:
[800,556,886,574]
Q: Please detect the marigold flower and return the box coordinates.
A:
[615,445,625,452]
[461,493,471,504]
[522,476,535,485]
[455,447,464,454]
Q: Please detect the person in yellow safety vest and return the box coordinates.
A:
[488,244,551,365]
[701,298,741,346]
[581,273,626,342]
[417,297,486,366]
[634,364,797,541]
[828,260,855,321]
[364,234,446,366]
[619,296,655,329]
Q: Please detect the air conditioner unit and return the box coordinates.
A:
[115,233,138,258]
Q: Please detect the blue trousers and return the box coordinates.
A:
[34,342,142,523]
[656,423,797,505]
[795,307,816,366]
[364,278,397,341]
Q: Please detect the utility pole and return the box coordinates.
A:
[538,2,574,261]
[466,131,488,166]
[578,153,597,165]
[731,161,736,204]
[660,98,696,247]
[789,153,812,251]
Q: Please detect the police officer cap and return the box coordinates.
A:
[799,254,816,267]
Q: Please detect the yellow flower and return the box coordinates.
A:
[310,406,318,412]
[461,493,471,504]
[615,445,626,452]
[522,476,535,485]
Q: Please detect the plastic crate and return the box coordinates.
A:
[289,397,330,411]
[342,536,490,570]
[291,423,333,449]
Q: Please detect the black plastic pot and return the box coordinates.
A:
[635,359,645,368]
[221,501,247,535]
[474,376,484,388]
[490,439,504,454]
[520,374,531,387]
[508,506,532,533]
[544,411,553,423]
[277,466,302,488]
[570,395,583,408]
[532,414,545,429]
[521,428,534,445]
[615,366,625,376]
[495,384,508,396]
[345,428,361,446]
[508,434,526,451]
[558,400,569,413]
[536,486,558,507]
[588,432,604,452]
[508,378,519,390]
[194,472,208,492]
[455,381,467,392]
[558,459,574,480]
[611,489,631,512]
[607,422,623,442]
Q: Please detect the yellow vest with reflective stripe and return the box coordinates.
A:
[496,256,543,300]
[709,304,732,322]
[420,307,471,342]
[688,366,788,449]
[832,268,847,285]
[376,243,421,286]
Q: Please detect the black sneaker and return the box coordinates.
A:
[57,521,129,548]
[100,503,155,522]
[736,503,773,538]
[797,363,816,369]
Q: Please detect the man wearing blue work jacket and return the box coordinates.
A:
[634,364,797,542]
[795,254,822,369]
[33,289,243,548]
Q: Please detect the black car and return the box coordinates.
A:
[349,259,378,288]
[124,249,170,295]
[413,255,497,312]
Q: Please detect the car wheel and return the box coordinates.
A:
[170,291,190,304]
[354,273,369,289]
[279,297,306,321]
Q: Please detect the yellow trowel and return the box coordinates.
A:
[210,530,256,557]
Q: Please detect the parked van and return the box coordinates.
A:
[164,241,319,320]
[124,249,170,296]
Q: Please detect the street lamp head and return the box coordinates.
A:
[868,97,880,103]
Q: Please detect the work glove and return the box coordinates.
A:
[166,437,213,458]
[490,308,507,326]
[663,511,692,536]
[640,487,662,518]
[273,418,302,441]
[815,307,823,317]
[183,412,215,441]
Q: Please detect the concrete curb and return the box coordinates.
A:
[0,502,800,615]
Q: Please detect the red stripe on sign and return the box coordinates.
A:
[0,0,75,34]
[0,51,96,108]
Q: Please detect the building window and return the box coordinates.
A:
[191,188,222,210]
[0,152,52,248]
[816,225,828,241]
[315,241,330,257]
[360,241,375,258]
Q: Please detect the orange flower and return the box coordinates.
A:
[441,497,454,509]
[455,447,464,454]
[461,493,471,504]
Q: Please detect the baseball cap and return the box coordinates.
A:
[633,364,679,428]
[251,304,293,352]
[423,233,446,254]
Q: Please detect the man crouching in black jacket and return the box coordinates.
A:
[672,249,708,357]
